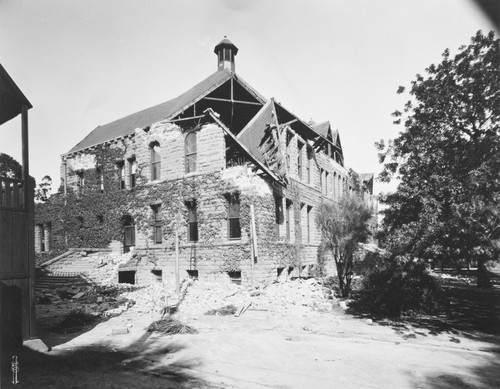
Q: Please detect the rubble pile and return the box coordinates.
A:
[252,278,334,313]
[36,276,338,332]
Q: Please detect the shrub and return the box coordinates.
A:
[355,259,442,317]
[59,308,96,329]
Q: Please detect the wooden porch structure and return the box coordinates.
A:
[0,63,35,349]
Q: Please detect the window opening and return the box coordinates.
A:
[227,195,241,239]
[187,201,198,242]
[185,132,197,174]
[150,142,161,181]
[152,205,162,244]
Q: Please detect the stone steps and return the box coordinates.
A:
[35,274,88,290]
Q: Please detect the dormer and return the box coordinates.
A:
[214,36,238,72]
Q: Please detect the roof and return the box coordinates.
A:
[311,121,330,138]
[237,100,278,169]
[67,69,234,154]
[214,37,239,55]
[0,63,32,125]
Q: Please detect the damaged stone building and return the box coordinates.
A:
[36,38,376,286]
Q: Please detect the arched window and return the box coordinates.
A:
[185,132,197,174]
[150,142,161,181]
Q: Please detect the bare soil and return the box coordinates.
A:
[1,271,499,389]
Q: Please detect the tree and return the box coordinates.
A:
[316,195,373,297]
[35,175,52,202]
[0,153,22,179]
[377,31,500,287]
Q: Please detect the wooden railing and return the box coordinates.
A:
[0,176,25,209]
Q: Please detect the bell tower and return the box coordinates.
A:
[214,36,238,72]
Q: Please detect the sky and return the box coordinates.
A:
[0,0,497,196]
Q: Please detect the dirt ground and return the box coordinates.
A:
[1,271,499,389]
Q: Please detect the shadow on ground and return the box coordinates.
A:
[414,348,500,389]
[347,268,500,388]
[1,325,221,388]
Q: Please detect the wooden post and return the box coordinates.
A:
[250,204,258,288]
[21,105,29,207]
[175,229,180,294]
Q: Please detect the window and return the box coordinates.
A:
[151,269,162,283]
[325,171,329,195]
[37,224,45,252]
[118,271,135,284]
[96,166,104,193]
[123,215,135,253]
[185,132,197,174]
[187,201,198,242]
[117,162,125,189]
[285,199,292,241]
[227,271,241,285]
[333,172,337,198]
[150,142,161,181]
[297,141,304,180]
[152,205,162,244]
[307,206,312,243]
[76,171,85,195]
[307,147,312,184]
[129,158,137,188]
[275,195,283,239]
[227,195,241,239]
[319,168,323,193]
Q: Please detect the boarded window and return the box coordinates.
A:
[187,201,198,242]
[150,142,161,181]
[185,132,197,174]
[227,195,241,239]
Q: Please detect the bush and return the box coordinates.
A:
[58,308,96,329]
[355,259,442,317]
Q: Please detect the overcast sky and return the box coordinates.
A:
[0,0,496,195]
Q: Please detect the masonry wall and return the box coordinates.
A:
[53,118,378,287]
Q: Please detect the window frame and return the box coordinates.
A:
[227,195,241,240]
[128,158,137,188]
[186,201,199,242]
[185,132,197,174]
[297,140,304,180]
[150,142,161,181]
[152,204,162,244]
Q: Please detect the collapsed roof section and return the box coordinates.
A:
[235,98,347,182]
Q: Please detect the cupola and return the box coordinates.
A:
[214,36,238,72]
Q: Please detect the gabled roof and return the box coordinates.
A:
[0,63,32,125]
[67,69,266,154]
[236,99,278,168]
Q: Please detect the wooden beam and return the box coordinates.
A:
[203,97,262,106]
[21,105,29,208]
